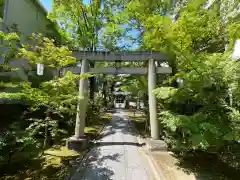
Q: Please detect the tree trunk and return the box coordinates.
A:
[89,60,95,107]
[103,77,107,107]
[143,93,150,133]
[89,76,95,105]
[43,115,50,149]
[43,121,48,149]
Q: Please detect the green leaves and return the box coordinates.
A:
[0,27,83,168]
[4,32,20,41]
[50,0,133,50]
[0,31,20,41]
[159,111,180,131]
[20,70,82,149]
[0,31,21,73]
[153,87,178,100]
[190,134,203,148]
[23,71,80,111]
[50,0,103,49]
[18,33,76,69]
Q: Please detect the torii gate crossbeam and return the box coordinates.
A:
[71,50,168,61]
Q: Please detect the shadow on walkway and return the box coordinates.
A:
[71,148,121,180]
[94,141,146,147]
[97,130,116,139]
[70,110,150,180]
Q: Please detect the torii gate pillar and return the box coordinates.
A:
[67,59,89,151]
[148,59,159,139]
[75,59,89,138]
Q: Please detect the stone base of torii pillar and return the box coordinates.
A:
[67,136,88,152]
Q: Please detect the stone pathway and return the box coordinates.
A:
[70,110,155,180]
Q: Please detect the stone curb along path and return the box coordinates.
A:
[136,136,166,180]
[127,113,167,180]
[137,134,199,180]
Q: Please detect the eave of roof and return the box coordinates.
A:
[30,0,58,27]
[30,0,62,37]
[31,0,48,16]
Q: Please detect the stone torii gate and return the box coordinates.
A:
[67,51,172,151]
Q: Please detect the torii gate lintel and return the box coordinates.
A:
[71,50,169,61]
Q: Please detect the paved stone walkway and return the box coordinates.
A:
[70,110,155,180]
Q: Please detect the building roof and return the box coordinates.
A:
[31,0,63,42]
[32,0,48,16]
[30,0,59,30]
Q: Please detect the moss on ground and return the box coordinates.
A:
[0,113,111,180]
[128,111,149,137]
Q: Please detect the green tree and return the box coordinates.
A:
[49,0,133,105]
[0,31,34,168]
[18,33,87,148]
[144,0,240,154]
[22,71,83,148]
[0,31,20,72]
